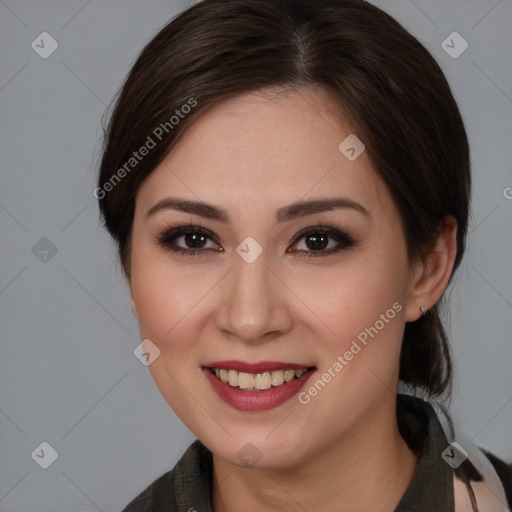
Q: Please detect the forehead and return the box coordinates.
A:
[136,86,395,224]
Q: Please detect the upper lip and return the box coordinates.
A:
[203,360,314,373]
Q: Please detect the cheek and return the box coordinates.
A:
[290,249,409,348]
[130,252,210,426]
[292,250,410,415]
[130,235,211,342]
[133,274,192,341]
[319,256,408,403]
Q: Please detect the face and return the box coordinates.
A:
[129,86,418,469]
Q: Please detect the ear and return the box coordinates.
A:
[405,216,458,322]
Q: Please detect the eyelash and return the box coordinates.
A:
[154,223,355,259]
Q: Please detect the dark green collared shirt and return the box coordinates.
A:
[122,395,511,511]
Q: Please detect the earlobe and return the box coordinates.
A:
[405,216,458,322]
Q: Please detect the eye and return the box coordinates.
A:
[155,223,354,257]
[155,224,222,256]
[289,226,355,258]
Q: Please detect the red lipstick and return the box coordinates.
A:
[202,360,315,411]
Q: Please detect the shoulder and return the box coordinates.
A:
[120,440,212,512]
[396,393,512,511]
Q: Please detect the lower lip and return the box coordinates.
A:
[202,367,315,411]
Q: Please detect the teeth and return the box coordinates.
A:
[284,369,295,382]
[211,367,309,391]
[238,372,254,390]
[227,369,239,387]
[255,372,272,390]
[271,370,285,387]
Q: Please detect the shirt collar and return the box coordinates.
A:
[395,393,454,511]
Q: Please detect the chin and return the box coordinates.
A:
[209,430,312,470]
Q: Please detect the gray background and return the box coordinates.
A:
[0,1,511,511]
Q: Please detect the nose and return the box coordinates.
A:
[215,251,294,344]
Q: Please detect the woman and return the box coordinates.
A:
[96,0,511,510]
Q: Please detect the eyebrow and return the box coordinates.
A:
[146,196,370,223]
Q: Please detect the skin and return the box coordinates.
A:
[128,86,457,511]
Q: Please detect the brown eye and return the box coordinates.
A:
[182,232,208,249]
[304,233,329,251]
[156,225,221,256]
[290,226,355,258]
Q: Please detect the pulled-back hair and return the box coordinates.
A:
[97,0,471,399]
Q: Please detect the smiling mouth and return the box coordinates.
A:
[206,367,316,391]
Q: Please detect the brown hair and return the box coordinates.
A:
[97,0,471,399]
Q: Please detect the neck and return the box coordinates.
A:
[212,396,419,512]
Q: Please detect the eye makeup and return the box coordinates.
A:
[153,222,356,258]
